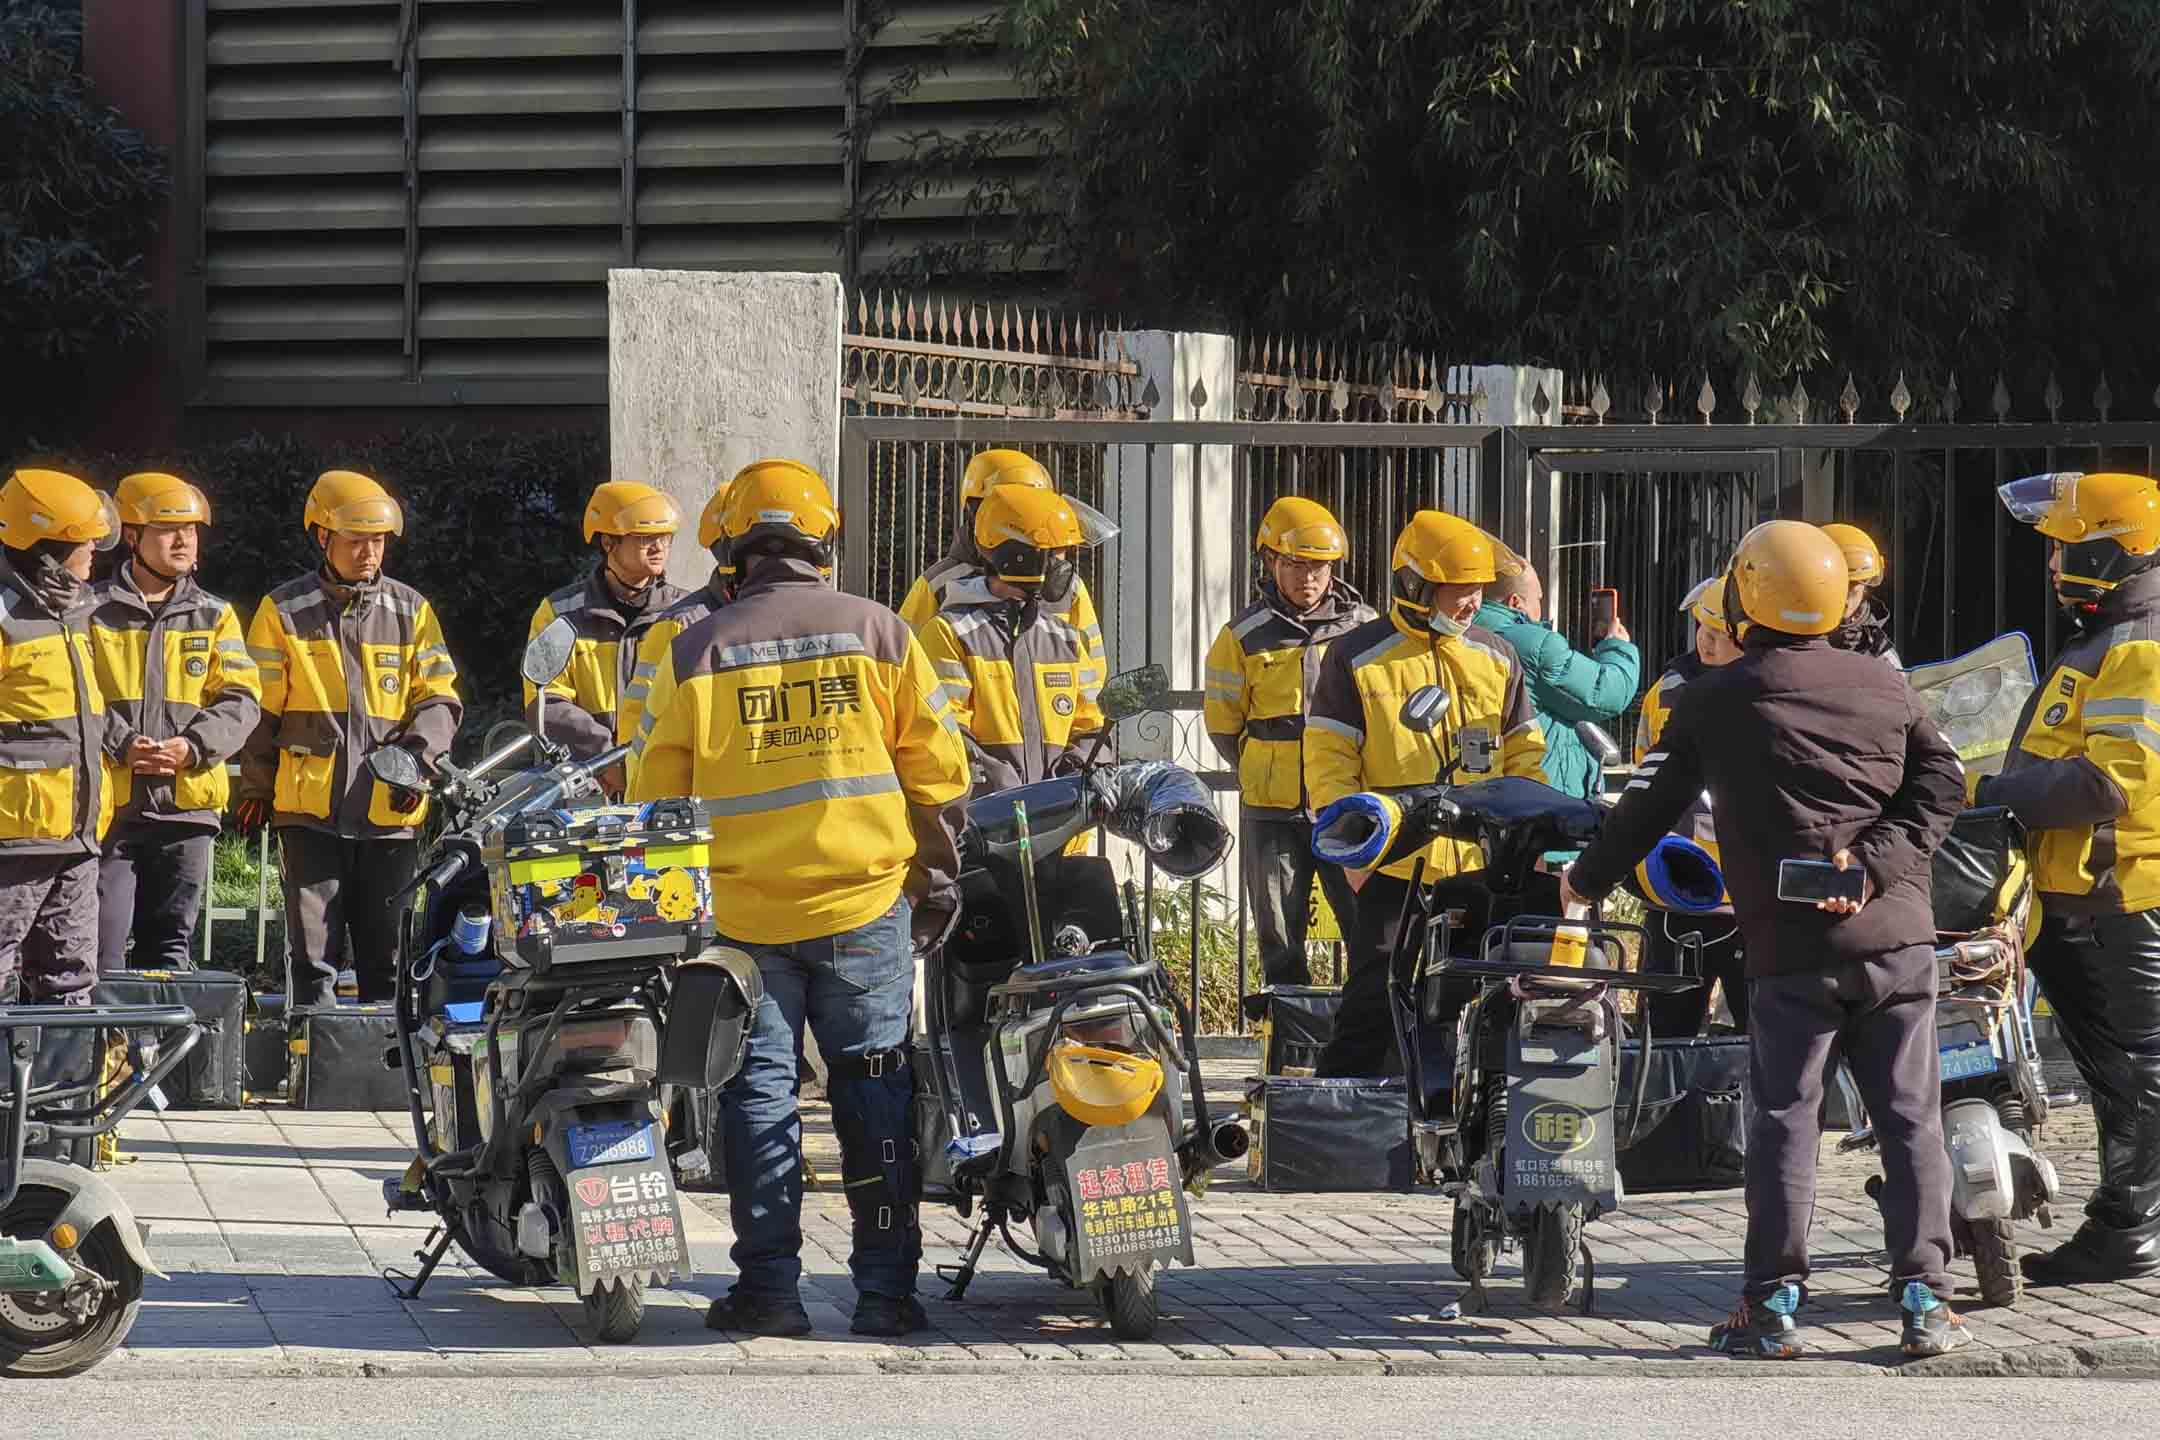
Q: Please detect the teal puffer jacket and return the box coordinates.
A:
[1472,602,1642,802]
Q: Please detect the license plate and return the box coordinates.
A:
[567,1121,654,1168]
[1939,1041,1997,1082]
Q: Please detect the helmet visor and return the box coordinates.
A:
[91,491,121,553]
[1998,472,2080,528]
[1065,495,1119,549]
[1486,532,1528,580]
[318,494,404,536]
[1271,520,1346,560]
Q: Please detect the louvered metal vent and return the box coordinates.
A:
[181,0,1037,406]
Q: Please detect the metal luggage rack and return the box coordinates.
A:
[1427,915,1703,993]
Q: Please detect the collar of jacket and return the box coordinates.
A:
[315,565,388,614]
[1474,599,1540,631]
[0,550,88,621]
[580,565,651,627]
[1741,627,1829,655]
[1263,575,1364,626]
[734,556,830,600]
[105,564,202,619]
[2085,565,2160,625]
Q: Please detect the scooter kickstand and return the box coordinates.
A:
[384,1226,453,1301]
[1577,1238,1596,1317]
[940,1215,995,1302]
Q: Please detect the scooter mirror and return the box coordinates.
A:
[366,744,426,792]
[1098,663,1171,722]
[1400,684,1450,735]
[1575,721,1623,767]
[520,615,578,688]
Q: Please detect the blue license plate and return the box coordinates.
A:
[567,1121,654,1168]
[1939,1041,1997,1082]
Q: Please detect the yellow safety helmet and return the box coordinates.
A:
[1256,496,1347,562]
[1820,523,1884,586]
[1045,1041,1164,1128]
[1392,510,1497,585]
[696,478,738,566]
[1680,575,1730,635]
[1724,521,1848,638]
[975,483,1116,604]
[716,458,840,573]
[1998,471,2160,601]
[304,470,403,537]
[0,468,118,553]
[582,480,681,544]
[960,448,1053,504]
[115,471,212,528]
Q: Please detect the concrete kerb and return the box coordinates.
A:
[85,1351,2015,1383]
[1898,1334,2160,1381]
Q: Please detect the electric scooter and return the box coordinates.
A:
[1313,684,1697,1314]
[0,1003,202,1376]
[914,665,1246,1339]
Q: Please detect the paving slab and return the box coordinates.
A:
[67,1074,2156,1380]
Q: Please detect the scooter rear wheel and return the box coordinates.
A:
[0,1183,141,1377]
[1523,1204,1585,1312]
[583,1276,645,1343]
[1097,1264,1159,1340]
[1969,1218,2023,1308]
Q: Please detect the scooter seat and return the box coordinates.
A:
[990,949,1153,997]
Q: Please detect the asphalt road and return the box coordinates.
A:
[12,1373,2154,1438]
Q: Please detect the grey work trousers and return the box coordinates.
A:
[1746,944,1954,1304]
[1243,816,1359,989]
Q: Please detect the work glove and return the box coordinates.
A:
[232,798,270,837]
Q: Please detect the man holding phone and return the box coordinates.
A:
[1472,564,1639,803]
[1560,520,1967,1360]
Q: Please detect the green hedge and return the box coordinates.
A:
[13,428,605,751]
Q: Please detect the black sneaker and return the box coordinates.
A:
[1899,1282,1973,1358]
[1707,1282,1806,1359]
[2021,1219,2160,1288]
[851,1293,929,1337]
[706,1290,813,1337]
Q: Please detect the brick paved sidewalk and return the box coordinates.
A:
[84,1083,2160,1379]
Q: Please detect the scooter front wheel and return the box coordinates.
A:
[1097,1264,1159,1340]
[1968,1218,2023,1308]
[0,1183,142,1377]
[583,1275,645,1343]
[1523,1204,1585,1312]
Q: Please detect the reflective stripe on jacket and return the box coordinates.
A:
[0,558,111,855]
[1984,569,2160,913]
[918,597,1106,796]
[90,569,261,831]
[1203,580,1373,818]
[615,582,725,747]
[1304,609,1548,881]
[239,571,463,838]
[899,563,1103,662]
[524,570,685,761]
[627,560,969,944]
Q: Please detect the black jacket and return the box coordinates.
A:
[1570,632,1962,976]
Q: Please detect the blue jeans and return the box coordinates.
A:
[719,895,917,1300]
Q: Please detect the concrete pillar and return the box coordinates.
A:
[607,270,843,590]
[1099,331,1239,757]
[1470,364,1566,578]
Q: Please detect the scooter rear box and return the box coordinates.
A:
[245,992,288,1099]
[482,797,715,973]
[94,969,247,1109]
[1614,1035,1749,1192]
[1245,1076,1412,1191]
[290,1003,409,1111]
[1240,986,1342,1077]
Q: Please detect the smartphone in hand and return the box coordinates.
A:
[1777,858,1866,906]
[1590,587,1619,634]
